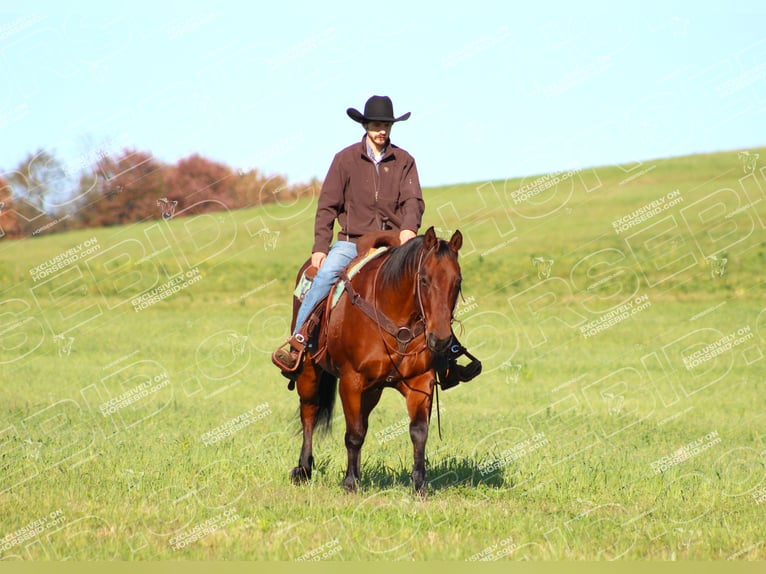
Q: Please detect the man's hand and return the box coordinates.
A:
[399,229,416,244]
[311,252,327,269]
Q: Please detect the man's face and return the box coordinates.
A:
[365,121,392,147]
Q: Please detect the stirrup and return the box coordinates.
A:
[437,356,482,390]
[271,336,306,373]
[455,357,482,382]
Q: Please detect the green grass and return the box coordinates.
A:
[1,147,765,560]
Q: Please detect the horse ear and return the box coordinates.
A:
[449,229,463,252]
[423,226,437,249]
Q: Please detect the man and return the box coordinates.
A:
[273,95,424,372]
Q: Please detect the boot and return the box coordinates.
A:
[271,333,307,373]
[273,347,300,370]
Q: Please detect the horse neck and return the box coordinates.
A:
[373,255,419,325]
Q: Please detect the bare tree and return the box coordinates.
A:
[5,149,67,212]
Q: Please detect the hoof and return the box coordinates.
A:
[412,472,427,496]
[290,466,311,484]
[342,476,359,493]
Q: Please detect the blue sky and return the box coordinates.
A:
[1,1,765,189]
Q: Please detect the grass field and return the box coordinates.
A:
[1,147,765,560]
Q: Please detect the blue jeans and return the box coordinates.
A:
[292,241,358,336]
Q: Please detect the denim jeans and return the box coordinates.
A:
[292,241,358,336]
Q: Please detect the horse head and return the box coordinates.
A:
[418,226,463,354]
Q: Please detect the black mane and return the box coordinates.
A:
[379,235,452,288]
[380,236,423,288]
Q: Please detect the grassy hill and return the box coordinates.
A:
[0,146,764,559]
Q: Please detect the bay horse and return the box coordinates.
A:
[289,226,463,492]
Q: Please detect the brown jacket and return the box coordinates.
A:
[312,136,424,254]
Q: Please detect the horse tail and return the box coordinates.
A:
[315,370,337,434]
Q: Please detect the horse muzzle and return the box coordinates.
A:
[426,332,452,354]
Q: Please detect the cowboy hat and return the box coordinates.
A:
[347,95,410,124]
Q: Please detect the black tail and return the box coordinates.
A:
[315,371,337,434]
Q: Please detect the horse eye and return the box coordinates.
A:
[420,276,429,287]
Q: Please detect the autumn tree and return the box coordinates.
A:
[0,175,23,239]
[3,145,319,238]
[87,149,168,226]
[4,149,67,211]
[164,154,235,215]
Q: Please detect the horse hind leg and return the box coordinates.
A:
[290,361,324,484]
[291,398,316,484]
[291,365,338,484]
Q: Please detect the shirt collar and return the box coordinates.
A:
[364,136,388,163]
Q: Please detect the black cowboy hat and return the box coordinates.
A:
[347,95,411,124]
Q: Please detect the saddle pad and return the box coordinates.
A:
[331,246,389,308]
[293,271,313,301]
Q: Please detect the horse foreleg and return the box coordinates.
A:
[401,373,434,494]
[291,364,320,484]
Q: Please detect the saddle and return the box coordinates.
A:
[274,232,403,386]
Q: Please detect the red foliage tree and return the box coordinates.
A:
[88,149,168,226]
[0,175,23,239]
[4,146,319,238]
[163,154,235,215]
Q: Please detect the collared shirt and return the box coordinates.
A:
[365,138,387,173]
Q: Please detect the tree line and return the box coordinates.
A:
[0,148,318,239]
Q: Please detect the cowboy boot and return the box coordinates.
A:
[271,332,308,373]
